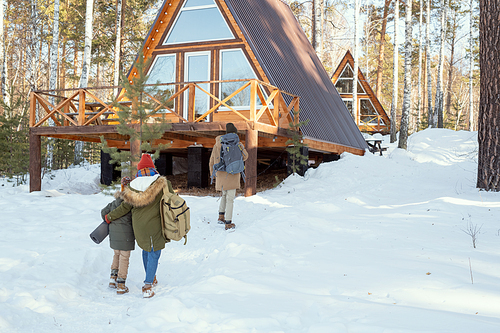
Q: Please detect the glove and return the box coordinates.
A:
[105,214,111,224]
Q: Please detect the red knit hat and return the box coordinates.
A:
[137,154,155,170]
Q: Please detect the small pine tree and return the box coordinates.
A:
[286,110,310,175]
[101,53,172,178]
[0,96,30,184]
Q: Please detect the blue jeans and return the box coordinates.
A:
[142,247,161,284]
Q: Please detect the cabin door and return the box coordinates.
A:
[184,51,210,121]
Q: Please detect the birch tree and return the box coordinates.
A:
[426,0,433,127]
[477,0,500,191]
[468,0,474,131]
[416,0,423,131]
[434,0,447,128]
[113,0,123,97]
[390,0,399,143]
[353,0,360,123]
[75,0,94,165]
[398,0,412,149]
[47,0,61,169]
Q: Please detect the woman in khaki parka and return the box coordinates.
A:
[209,123,248,230]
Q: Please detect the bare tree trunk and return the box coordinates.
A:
[469,0,475,131]
[29,0,40,122]
[113,0,123,97]
[47,0,60,169]
[416,0,423,132]
[318,0,324,62]
[434,0,447,128]
[375,0,391,100]
[399,0,412,149]
[426,0,433,127]
[311,0,316,50]
[0,0,4,113]
[477,0,500,191]
[390,0,399,143]
[445,12,457,128]
[353,0,360,124]
[75,0,94,165]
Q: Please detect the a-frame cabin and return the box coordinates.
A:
[29,0,368,195]
[331,50,391,134]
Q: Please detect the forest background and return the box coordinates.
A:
[0,0,480,182]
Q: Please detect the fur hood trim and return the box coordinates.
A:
[114,176,167,208]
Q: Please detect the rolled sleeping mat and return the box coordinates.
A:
[90,221,109,244]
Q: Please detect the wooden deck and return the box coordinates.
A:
[29,79,365,195]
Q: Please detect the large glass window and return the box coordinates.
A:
[220,49,260,109]
[185,52,210,120]
[335,64,365,94]
[360,99,384,125]
[164,0,233,44]
[146,54,176,112]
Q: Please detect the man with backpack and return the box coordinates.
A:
[209,123,248,230]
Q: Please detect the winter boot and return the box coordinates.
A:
[142,283,155,298]
[152,276,158,287]
[225,220,235,230]
[109,270,118,288]
[116,278,129,295]
[218,213,225,224]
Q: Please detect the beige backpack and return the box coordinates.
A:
[160,185,190,245]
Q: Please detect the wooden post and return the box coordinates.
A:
[78,89,86,125]
[29,92,36,127]
[188,83,195,122]
[244,127,258,197]
[29,130,41,192]
[249,80,257,121]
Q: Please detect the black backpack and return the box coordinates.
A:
[211,133,245,183]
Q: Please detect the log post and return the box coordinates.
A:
[29,129,41,192]
[244,127,258,197]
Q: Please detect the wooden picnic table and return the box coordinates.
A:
[365,138,387,156]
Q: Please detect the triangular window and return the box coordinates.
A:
[335,64,365,94]
[164,0,234,45]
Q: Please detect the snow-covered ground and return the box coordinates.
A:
[1,128,500,332]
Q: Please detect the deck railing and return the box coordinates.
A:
[358,115,389,134]
[29,79,300,129]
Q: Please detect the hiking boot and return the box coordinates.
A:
[218,213,225,224]
[152,276,158,287]
[225,221,235,230]
[109,275,117,289]
[142,283,155,298]
[116,280,129,295]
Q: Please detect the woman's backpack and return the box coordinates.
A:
[211,133,245,183]
[160,185,190,245]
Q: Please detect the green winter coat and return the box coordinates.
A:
[107,175,171,252]
[101,198,135,251]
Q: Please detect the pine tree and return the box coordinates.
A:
[286,111,310,175]
[100,53,172,178]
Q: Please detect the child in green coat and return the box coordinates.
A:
[101,176,135,294]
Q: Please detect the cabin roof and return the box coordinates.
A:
[224,0,368,151]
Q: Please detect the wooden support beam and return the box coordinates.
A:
[130,139,141,170]
[29,130,41,192]
[244,128,258,197]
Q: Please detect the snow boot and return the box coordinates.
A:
[225,220,235,230]
[218,213,225,224]
[152,276,158,287]
[109,270,118,288]
[116,278,129,295]
[142,283,155,298]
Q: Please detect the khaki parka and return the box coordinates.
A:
[107,175,169,252]
[209,135,249,191]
